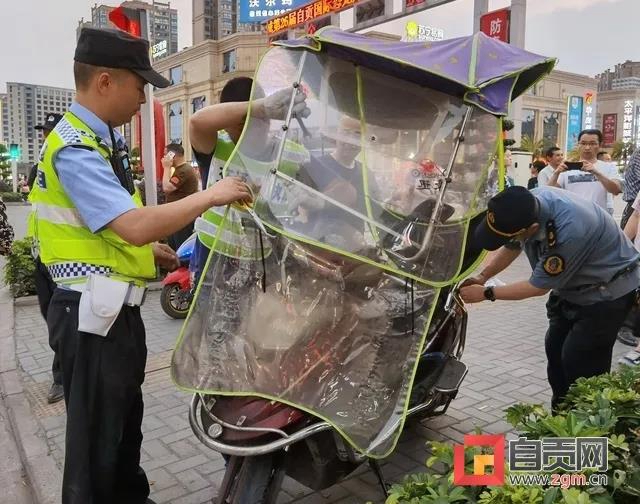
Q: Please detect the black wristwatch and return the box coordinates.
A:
[484,286,496,302]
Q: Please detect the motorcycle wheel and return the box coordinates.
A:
[160,283,191,319]
[225,454,285,504]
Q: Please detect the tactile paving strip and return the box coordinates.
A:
[25,350,173,419]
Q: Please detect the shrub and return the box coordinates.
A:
[0,192,25,203]
[386,365,640,503]
[3,237,37,297]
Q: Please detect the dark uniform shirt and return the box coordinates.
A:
[524,187,640,305]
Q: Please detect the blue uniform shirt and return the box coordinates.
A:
[54,103,136,233]
[525,187,640,305]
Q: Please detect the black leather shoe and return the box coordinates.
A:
[146,499,157,504]
[47,383,64,404]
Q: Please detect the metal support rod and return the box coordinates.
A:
[401,106,474,262]
[140,9,158,206]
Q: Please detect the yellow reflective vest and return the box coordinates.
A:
[30,112,155,286]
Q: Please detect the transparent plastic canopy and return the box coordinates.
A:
[172,41,523,456]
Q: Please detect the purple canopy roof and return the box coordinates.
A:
[275,27,556,116]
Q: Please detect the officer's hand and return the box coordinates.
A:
[459,284,486,304]
[258,88,311,120]
[459,273,487,288]
[208,177,253,207]
[153,243,179,271]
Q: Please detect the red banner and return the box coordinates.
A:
[266,0,356,34]
[406,0,427,8]
[603,114,617,147]
[480,8,511,43]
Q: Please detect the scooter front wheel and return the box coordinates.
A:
[160,283,191,319]
[220,453,285,504]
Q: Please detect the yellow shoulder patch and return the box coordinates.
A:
[543,255,564,276]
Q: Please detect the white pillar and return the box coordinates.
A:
[11,159,17,193]
[473,0,488,33]
[140,9,158,207]
[509,0,527,146]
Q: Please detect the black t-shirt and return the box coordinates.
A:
[192,147,214,187]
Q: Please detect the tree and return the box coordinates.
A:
[611,140,636,162]
[0,144,12,185]
[502,119,516,149]
[519,135,544,157]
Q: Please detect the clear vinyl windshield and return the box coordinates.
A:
[172,46,499,457]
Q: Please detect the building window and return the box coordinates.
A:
[356,0,385,25]
[223,50,237,73]
[169,66,183,85]
[522,109,536,140]
[168,101,183,143]
[543,111,561,149]
[192,96,206,113]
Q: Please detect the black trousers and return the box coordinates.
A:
[621,202,635,230]
[545,291,634,410]
[47,289,150,504]
[34,257,62,385]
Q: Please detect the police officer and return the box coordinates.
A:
[27,112,65,403]
[460,186,640,410]
[33,28,250,504]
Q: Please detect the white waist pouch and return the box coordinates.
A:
[78,274,129,337]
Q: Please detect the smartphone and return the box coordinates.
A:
[564,161,583,171]
[165,151,176,161]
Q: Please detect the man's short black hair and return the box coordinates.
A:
[578,129,603,144]
[545,146,561,158]
[597,151,609,160]
[220,77,253,103]
[166,143,184,156]
[532,160,546,173]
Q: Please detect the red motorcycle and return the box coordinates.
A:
[160,234,195,319]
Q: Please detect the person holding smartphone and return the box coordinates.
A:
[547,129,622,212]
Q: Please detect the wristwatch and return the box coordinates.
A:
[483,286,496,302]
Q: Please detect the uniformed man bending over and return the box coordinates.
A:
[460,186,639,410]
[32,28,250,504]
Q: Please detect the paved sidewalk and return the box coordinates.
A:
[10,257,632,504]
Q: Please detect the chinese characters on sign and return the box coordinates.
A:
[241,0,308,23]
[405,21,445,42]
[582,92,596,130]
[602,114,617,147]
[480,8,511,43]
[152,40,168,59]
[266,0,356,34]
[405,0,426,7]
[623,100,634,145]
[509,437,608,473]
[566,96,584,153]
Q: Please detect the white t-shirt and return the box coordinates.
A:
[537,165,554,187]
[556,161,622,211]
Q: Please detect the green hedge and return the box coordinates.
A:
[0,192,25,203]
[3,237,36,297]
[387,365,640,503]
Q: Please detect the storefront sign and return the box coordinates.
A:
[566,96,583,153]
[151,40,168,59]
[266,0,356,34]
[405,21,444,42]
[623,99,634,144]
[582,91,596,130]
[602,114,617,147]
[241,0,307,23]
[480,8,511,43]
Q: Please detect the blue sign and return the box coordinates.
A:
[566,96,583,153]
[239,0,308,23]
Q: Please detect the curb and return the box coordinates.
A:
[0,286,61,504]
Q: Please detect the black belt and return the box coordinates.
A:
[565,261,639,293]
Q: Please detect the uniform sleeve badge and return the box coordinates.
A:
[170,175,180,186]
[543,255,564,276]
